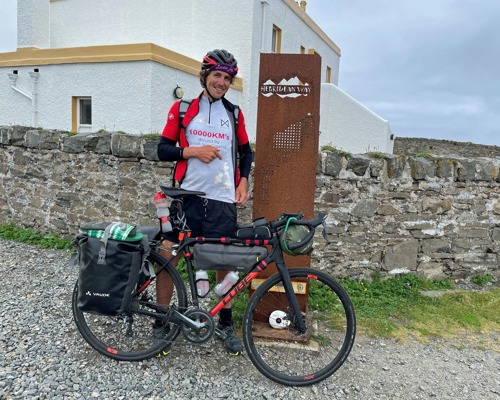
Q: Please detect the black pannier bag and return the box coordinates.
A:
[74,222,150,315]
[235,218,272,240]
[193,243,268,272]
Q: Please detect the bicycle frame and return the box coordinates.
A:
[183,234,307,333]
[136,229,308,334]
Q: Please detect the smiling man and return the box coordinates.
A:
[156,49,253,356]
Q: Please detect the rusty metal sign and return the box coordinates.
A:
[250,53,321,333]
[253,52,321,266]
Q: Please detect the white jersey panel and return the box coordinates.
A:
[181,96,235,203]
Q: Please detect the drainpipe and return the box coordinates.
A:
[260,0,270,52]
[7,70,40,127]
[29,70,40,127]
[8,72,33,101]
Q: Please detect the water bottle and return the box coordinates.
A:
[154,192,172,232]
[195,270,210,297]
[214,271,239,296]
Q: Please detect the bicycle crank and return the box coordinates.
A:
[181,309,215,344]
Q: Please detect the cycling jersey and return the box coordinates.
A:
[159,93,252,203]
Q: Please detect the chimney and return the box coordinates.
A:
[300,1,307,12]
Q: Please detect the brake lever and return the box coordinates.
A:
[321,215,330,243]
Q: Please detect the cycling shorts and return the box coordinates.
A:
[162,196,237,242]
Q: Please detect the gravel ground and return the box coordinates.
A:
[1,239,499,400]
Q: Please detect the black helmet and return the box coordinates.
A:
[201,49,238,77]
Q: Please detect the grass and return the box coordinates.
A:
[368,151,386,159]
[415,152,435,160]
[320,144,352,158]
[0,223,73,250]
[471,273,495,286]
[338,273,500,349]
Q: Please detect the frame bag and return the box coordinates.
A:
[75,222,150,315]
[193,243,267,272]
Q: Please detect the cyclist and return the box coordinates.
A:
[157,49,253,355]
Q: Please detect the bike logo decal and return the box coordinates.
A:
[260,77,311,98]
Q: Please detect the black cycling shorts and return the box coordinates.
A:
[163,196,237,242]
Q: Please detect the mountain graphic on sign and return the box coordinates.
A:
[278,77,301,86]
[277,77,310,98]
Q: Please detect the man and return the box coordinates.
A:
[157,49,253,355]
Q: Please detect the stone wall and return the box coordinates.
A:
[1,126,500,281]
[394,136,500,158]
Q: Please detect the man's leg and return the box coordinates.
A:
[153,239,181,357]
[156,239,180,307]
[215,270,244,356]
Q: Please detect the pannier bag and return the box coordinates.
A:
[235,218,272,240]
[193,243,267,272]
[75,222,150,315]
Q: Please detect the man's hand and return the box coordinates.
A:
[183,145,222,163]
[235,178,249,206]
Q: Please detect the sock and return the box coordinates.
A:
[219,308,233,328]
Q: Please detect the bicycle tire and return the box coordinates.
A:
[72,249,187,361]
[242,268,356,386]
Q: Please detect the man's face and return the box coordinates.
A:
[204,70,232,100]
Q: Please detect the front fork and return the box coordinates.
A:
[274,258,307,334]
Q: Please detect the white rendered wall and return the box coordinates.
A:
[48,0,257,134]
[266,1,340,85]
[320,83,394,154]
[17,0,50,48]
[44,0,341,141]
[0,62,242,134]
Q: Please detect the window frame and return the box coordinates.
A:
[272,25,282,53]
[72,96,92,133]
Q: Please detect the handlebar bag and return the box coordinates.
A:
[235,218,272,240]
[74,222,150,315]
[193,243,268,272]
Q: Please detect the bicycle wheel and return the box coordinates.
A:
[242,268,356,386]
[72,250,187,361]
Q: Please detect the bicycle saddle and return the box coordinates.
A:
[159,186,206,199]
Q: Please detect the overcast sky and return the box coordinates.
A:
[1,0,499,146]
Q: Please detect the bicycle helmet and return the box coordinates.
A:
[269,310,291,329]
[280,223,313,256]
[201,49,238,77]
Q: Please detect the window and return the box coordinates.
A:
[79,98,92,125]
[72,96,92,133]
[272,25,282,53]
[326,66,332,83]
